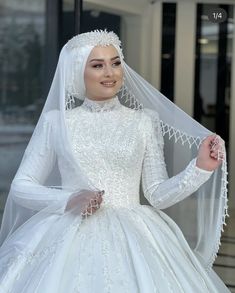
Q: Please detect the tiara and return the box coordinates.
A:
[66,29,122,51]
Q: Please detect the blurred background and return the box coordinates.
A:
[0,0,234,290]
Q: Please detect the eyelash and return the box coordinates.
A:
[92,61,121,69]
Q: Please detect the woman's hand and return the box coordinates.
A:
[81,190,104,218]
[65,189,104,216]
[196,134,225,171]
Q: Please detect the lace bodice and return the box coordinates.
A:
[11,96,213,213]
[65,96,145,207]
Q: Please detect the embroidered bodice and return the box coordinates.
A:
[11,96,213,213]
[65,96,145,208]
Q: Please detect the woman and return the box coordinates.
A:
[0,30,229,292]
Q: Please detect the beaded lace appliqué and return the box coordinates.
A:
[81,96,121,113]
[66,29,123,55]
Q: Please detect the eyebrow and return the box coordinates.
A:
[89,56,120,63]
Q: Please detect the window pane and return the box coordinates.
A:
[0,0,46,223]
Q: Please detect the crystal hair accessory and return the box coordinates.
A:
[65,29,124,59]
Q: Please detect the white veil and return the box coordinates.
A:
[0,30,228,273]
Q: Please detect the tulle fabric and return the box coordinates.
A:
[0,205,229,293]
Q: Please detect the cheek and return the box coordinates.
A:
[118,66,124,78]
[84,70,99,88]
[118,69,123,84]
[116,68,124,82]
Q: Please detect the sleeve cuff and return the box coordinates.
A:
[192,158,214,175]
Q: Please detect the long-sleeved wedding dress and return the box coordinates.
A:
[0,96,230,292]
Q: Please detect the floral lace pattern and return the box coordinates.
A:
[81,96,121,112]
[66,97,212,211]
[66,97,144,208]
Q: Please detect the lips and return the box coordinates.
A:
[100,80,116,87]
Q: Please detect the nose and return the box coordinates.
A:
[104,64,114,77]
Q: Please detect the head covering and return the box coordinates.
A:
[0,29,228,272]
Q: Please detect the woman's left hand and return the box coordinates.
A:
[196,134,225,171]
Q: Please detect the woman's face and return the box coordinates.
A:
[84,45,123,101]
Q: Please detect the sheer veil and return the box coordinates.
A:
[0,30,228,272]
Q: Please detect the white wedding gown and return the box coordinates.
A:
[0,97,230,292]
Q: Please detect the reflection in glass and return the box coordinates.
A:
[0,0,46,222]
[194,4,233,146]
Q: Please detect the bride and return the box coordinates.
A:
[0,30,230,292]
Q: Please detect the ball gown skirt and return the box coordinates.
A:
[0,203,230,293]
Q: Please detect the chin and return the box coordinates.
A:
[100,89,119,98]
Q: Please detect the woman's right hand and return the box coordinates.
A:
[81,190,104,218]
[65,189,104,217]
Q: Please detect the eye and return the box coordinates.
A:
[92,64,103,69]
[112,61,121,67]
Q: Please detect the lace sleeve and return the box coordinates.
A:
[141,112,213,209]
[10,111,71,214]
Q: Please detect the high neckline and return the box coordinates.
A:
[81,96,121,112]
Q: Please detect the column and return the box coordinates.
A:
[174,1,197,116]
